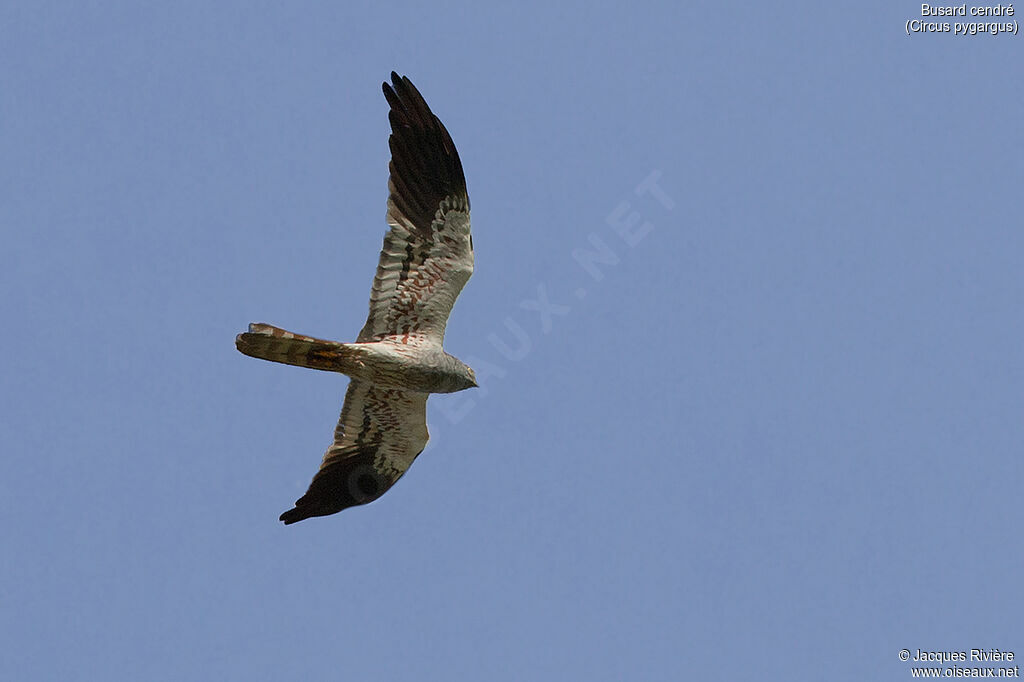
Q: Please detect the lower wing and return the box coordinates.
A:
[279,380,429,524]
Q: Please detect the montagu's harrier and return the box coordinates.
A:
[236,72,476,524]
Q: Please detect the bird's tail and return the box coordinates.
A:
[235,323,361,374]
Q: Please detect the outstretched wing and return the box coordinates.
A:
[357,72,473,346]
[279,380,428,524]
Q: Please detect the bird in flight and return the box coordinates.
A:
[236,72,476,524]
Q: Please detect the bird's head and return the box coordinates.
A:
[440,354,477,392]
[451,365,478,392]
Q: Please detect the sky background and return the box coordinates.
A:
[2,2,1021,680]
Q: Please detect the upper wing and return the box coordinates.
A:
[279,379,429,524]
[357,72,473,346]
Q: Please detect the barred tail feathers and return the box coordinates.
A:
[235,323,361,374]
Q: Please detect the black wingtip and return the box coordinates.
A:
[383,71,403,98]
[278,453,396,525]
[381,71,469,231]
[279,507,308,525]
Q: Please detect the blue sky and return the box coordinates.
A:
[2,2,1021,680]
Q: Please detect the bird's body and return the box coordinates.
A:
[237,323,475,394]
[236,73,475,524]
